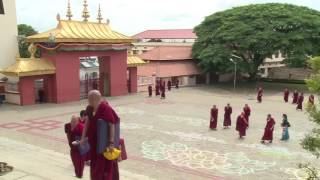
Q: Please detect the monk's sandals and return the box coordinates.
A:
[0,162,13,176]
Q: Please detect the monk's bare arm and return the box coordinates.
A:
[81,116,89,142]
[108,123,115,145]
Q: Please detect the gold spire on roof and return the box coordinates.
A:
[97,4,103,23]
[82,0,90,21]
[66,0,73,20]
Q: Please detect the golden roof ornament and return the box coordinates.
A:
[66,0,73,20]
[82,0,90,22]
[28,43,37,58]
[97,4,103,23]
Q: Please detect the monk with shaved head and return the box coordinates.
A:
[80,90,119,180]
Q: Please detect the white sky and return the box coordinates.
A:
[16,0,319,36]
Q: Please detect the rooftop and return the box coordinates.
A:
[133,29,197,40]
[139,46,193,61]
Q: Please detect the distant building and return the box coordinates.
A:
[258,51,286,77]
[137,46,203,91]
[131,29,196,55]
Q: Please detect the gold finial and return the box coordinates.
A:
[56,13,61,21]
[106,18,110,25]
[82,0,90,21]
[66,0,73,20]
[97,4,103,23]
[28,43,37,59]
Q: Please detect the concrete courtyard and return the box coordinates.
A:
[0,84,319,180]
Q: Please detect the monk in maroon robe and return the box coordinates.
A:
[209,105,218,130]
[148,85,152,97]
[175,80,179,89]
[223,104,232,129]
[296,93,304,111]
[236,113,248,139]
[292,90,298,104]
[160,83,166,99]
[261,114,275,144]
[155,82,160,96]
[283,88,289,103]
[65,116,85,178]
[309,94,315,105]
[257,87,263,103]
[243,104,251,127]
[167,81,172,91]
[80,90,119,180]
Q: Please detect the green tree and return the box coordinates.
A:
[301,56,320,179]
[18,24,38,58]
[193,3,320,80]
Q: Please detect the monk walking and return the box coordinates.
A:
[80,90,119,180]
[160,82,166,99]
[296,92,304,111]
[209,105,218,130]
[65,115,85,178]
[257,87,263,103]
[243,104,251,127]
[283,88,289,103]
[148,85,152,97]
[261,114,275,144]
[236,113,248,139]
[167,80,172,91]
[175,79,179,89]
[292,90,298,104]
[223,103,232,129]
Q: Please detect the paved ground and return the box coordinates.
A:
[0,84,319,180]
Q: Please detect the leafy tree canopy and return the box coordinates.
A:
[193,3,320,79]
[18,24,38,58]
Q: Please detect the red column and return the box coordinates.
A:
[19,76,36,105]
[129,67,137,93]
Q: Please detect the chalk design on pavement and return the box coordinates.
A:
[114,107,145,116]
[144,98,174,105]
[158,115,206,127]
[142,140,275,175]
[0,119,62,131]
[283,168,315,180]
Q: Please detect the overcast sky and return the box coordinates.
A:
[16,0,319,36]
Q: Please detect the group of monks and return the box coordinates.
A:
[65,90,125,180]
[283,88,315,110]
[148,79,180,99]
[209,86,316,144]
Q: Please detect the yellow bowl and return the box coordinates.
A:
[103,148,121,160]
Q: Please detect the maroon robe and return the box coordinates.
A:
[261,118,275,141]
[167,81,172,91]
[209,108,218,129]
[292,92,298,104]
[236,116,248,137]
[223,106,232,126]
[257,89,263,103]
[243,107,251,124]
[161,85,166,98]
[148,85,152,97]
[284,90,289,103]
[86,101,119,180]
[297,95,304,110]
[65,123,85,178]
[175,80,179,89]
[155,84,160,96]
[309,95,314,105]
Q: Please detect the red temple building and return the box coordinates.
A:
[0,1,145,105]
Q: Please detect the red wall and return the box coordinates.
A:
[128,67,138,93]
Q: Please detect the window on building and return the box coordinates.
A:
[0,0,4,14]
[275,52,280,58]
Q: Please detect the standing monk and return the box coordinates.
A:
[167,80,172,91]
[65,115,85,178]
[155,81,160,96]
[257,87,263,103]
[223,103,232,129]
[296,92,304,111]
[160,83,166,99]
[283,88,289,103]
[236,113,248,139]
[261,114,275,144]
[209,105,218,130]
[80,90,119,180]
[148,85,152,97]
[243,104,251,127]
[292,90,299,104]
